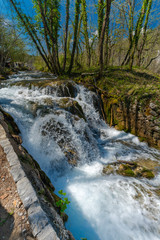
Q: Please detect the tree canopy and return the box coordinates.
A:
[3,0,160,74]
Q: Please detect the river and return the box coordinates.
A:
[0,72,160,240]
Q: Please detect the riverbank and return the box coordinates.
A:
[0,108,74,240]
[0,71,160,239]
[72,67,160,149]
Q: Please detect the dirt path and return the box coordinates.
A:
[0,145,35,240]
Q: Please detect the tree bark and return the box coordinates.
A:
[63,0,70,72]
[99,0,112,75]
[98,0,104,39]
[137,0,152,67]
[81,0,91,67]
[68,0,81,74]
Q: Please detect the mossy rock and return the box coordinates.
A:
[58,98,86,120]
[55,81,78,98]
[122,168,135,177]
[141,169,155,179]
[0,76,6,80]
[103,161,156,179]
[0,109,20,135]
[102,165,114,175]
[19,153,33,165]
[117,164,135,177]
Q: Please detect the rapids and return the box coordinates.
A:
[0,72,160,240]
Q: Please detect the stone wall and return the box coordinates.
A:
[101,93,160,148]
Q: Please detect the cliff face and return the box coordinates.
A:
[101,95,160,148]
[75,68,160,149]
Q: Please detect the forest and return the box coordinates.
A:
[0,0,160,76]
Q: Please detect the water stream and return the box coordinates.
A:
[0,72,160,240]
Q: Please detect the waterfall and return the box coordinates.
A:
[0,72,160,240]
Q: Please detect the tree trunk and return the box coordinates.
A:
[128,0,150,69]
[37,0,59,74]
[8,0,53,72]
[63,0,70,72]
[81,0,91,67]
[99,0,112,75]
[121,0,135,66]
[98,0,104,39]
[68,0,81,74]
[136,0,152,67]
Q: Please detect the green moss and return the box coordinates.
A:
[58,98,86,120]
[7,123,14,135]
[138,136,147,143]
[141,169,155,179]
[19,153,32,164]
[123,169,135,177]
[117,164,135,177]
[38,188,45,195]
[39,169,52,186]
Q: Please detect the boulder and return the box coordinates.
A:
[102,159,159,179]
[57,98,86,120]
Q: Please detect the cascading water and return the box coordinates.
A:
[0,72,160,240]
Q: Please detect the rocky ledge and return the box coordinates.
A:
[0,109,74,240]
[102,159,160,179]
[74,68,160,149]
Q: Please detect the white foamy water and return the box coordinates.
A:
[0,72,160,240]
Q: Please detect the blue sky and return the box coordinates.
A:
[1,0,159,55]
[1,0,159,28]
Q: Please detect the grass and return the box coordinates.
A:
[72,66,160,109]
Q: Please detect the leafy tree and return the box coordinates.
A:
[0,16,28,69]
[6,0,158,74]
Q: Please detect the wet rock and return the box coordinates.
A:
[57,98,86,120]
[102,165,114,175]
[55,81,78,98]
[0,109,20,135]
[41,117,79,166]
[64,149,77,167]
[0,112,4,120]
[12,135,22,144]
[117,164,135,177]
[102,159,158,179]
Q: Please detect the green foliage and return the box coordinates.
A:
[56,190,70,214]
[6,0,158,74]
[32,0,61,38]
[0,16,28,67]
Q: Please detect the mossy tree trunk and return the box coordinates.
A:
[137,0,152,67]
[63,0,70,72]
[99,0,112,75]
[98,0,104,39]
[68,0,81,74]
[81,0,91,67]
[128,0,150,69]
[121,0,135,66]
